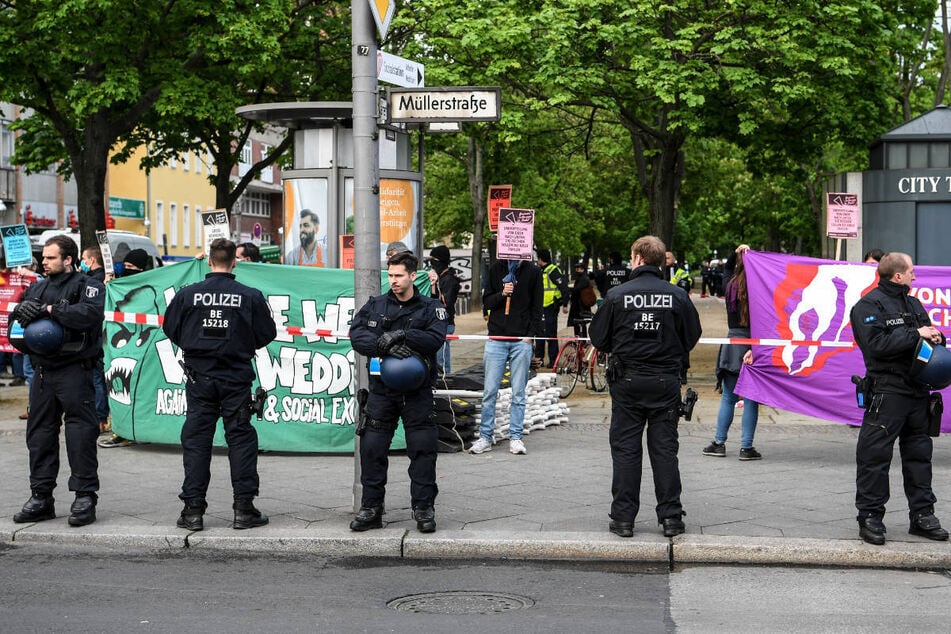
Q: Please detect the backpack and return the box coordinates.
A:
[580,284,597,308]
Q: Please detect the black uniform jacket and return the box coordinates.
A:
[12,270,105,367]
[163,272,277,384]
[589,265,701,377]
[850,278,942,397]
[349,288,448,383]
[483,260,544,339]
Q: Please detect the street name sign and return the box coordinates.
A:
[377,50,424,87]
[387,87,501,123]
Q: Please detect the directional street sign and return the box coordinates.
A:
[368,0,396,39]
[377,50,424,88]
[387,87,502,123]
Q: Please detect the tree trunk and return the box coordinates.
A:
[625,119,685,252]
[73,128,112,254]
[467,135,485,311]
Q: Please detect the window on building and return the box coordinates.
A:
[909,143,928,169]
[887,143,907,170]
[0,121,13,169]
[241,142,252,165]
[183,204,190,247]
[931,143,950,168]
[156,201,165,242]
[169,155,178,169]
[206,152,215,176]
[195,206,203,247]
[182,152,190,171]
[170,202,178,246]
[243,191,272,217]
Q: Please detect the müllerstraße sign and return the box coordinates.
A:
[387,87,501,123]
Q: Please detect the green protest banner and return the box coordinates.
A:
[104,259,426,452]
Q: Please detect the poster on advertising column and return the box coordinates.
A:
[496,207,535,260]
[284,178,328,267]
[343,177,419,262]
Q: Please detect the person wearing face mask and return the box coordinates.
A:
[80,247,109,434]
[79,246,106,283]
[98,249,153,448]
[120,249,151,276]
[426,245,460,378]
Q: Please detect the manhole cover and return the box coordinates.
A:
[387,591,535,615]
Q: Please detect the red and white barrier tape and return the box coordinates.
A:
[96,310,858,348]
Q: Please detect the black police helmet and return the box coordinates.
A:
[911,338,951,390]
[23,318,66,356]
[380,354,429,393]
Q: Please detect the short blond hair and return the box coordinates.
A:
[632,236,666,267]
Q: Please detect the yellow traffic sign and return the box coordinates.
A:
[369,0,396,39]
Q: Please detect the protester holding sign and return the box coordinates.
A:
[470,257,543,456]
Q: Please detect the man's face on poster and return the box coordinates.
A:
[301,214,318,248]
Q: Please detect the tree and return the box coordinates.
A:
[0,0,294,248]
[117,1,353,214]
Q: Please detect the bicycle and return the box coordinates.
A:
[553,336,608,398]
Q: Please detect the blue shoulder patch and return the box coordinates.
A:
[864,315,876,323]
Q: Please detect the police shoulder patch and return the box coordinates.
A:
[85,286,100,298]
[864,315,876,323]
[435,307,448,321]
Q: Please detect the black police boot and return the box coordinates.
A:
[350,505,384,531]
[413,507,436,533]
[857,514,886,545]
[660,515,686,537]
[909,513,950,541]
[177,498,208,531]
[13,493,55,523]
[68,492,97,527]
[609,519,634,538]
[233,497,269,530]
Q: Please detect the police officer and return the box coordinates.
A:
[349,251,448,533]
[10,235,105,527]
[849,251,949,545]
[589,235,701,538]
[162,238,276,531]
[536,249,568,368]
[595,251,631,297]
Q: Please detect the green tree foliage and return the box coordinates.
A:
[0,0,299,247]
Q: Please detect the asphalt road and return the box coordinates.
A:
[3,543,951,633]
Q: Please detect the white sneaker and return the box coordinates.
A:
[509,439,527,455]
[469,437,493,454]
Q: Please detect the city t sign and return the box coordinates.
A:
[387,87,501,123]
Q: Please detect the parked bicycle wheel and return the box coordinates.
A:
[589,349,609,392]
[554,340,579,398]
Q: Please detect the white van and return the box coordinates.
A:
[31,229,164,271]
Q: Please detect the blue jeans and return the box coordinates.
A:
[23,354,33,387]
[436,324,454,377]
[715,373,759,448]
[480,339,533,441]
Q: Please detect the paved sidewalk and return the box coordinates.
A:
[1,301,950,569]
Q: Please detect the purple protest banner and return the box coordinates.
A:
[735,251,951,432]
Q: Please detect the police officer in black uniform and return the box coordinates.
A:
[849,251,949,545]
[349,251,448,533]
[594,251,631,297]
[589,235,701,538]
[10,235,105,527]
[163,238,276,531]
